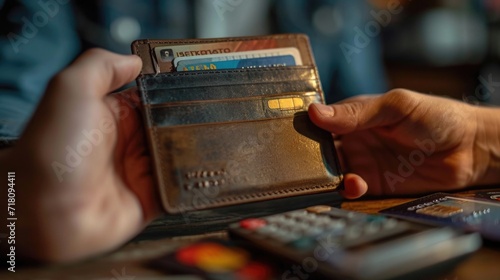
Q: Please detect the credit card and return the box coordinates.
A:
[380,193,500,241]
[152,37,308,72]
[177,55,297,72]
[475,189,500,202]
[150,238,275,279]
[173,47,301,68]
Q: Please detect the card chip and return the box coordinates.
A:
[416,204,463,218]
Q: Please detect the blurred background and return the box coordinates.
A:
[0,0,499,137]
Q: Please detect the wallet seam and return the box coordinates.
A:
[191,182,341,204]
[137,75,172,209]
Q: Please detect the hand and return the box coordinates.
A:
[1,49,161,262]
[308,89,500,198]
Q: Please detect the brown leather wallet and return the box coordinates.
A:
[132,34,343,214]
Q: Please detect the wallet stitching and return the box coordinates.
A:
[142,66,315,78]
[182,181,341,209]
[134,34,304,46]
[145,80,317,96]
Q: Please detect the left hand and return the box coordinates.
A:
[3,49,161,262]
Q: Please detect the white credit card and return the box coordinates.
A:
[172,47,302,68]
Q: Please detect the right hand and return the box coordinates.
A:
[308,89,500,198]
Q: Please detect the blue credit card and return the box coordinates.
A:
[380,193,500,241]
[177,55,296,71]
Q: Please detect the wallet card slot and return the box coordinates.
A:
[139,66,319,91]
[145,79,319,104]
[149,92,320,127]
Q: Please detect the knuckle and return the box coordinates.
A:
[344,102,362,117]
[385,88,415,103]
[382,88,420,113]
[343,102,363,129]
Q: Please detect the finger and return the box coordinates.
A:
[110,90,162,221]
[333,139,348,172]
[50,48,142,98]
[308,89,422,135]
[339,173,368,199]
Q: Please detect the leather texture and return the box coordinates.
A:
[132,34,343,213]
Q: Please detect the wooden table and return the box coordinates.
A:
[3,191,500,279]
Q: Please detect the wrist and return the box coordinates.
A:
[472,106,500,186]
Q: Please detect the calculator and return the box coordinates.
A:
[229,205,481,280]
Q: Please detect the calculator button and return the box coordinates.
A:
[346,211,364,220]
[278,219,299,228]
[310,216,332,226]
[266,224,280,232]
[290,237,316,249]
[325,219,346,230]
[383,219,399,229]
[274,231,301,243]
[240,218,267,230]
[285,210,309,219]
[305,214,323,220]
[366,215,387,223]
[292,222,308,229]
[266,215,286,224]
[344,226,362,240]
[256,224,279,236]
[303,227,324,236]
[306,205,332,214]
[364,222,381,234]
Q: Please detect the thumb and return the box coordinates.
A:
[49,48,142,98]
[308,90,420,135]
[18,49,142,174]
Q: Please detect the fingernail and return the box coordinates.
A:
[314,103,335,117]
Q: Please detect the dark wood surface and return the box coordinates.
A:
[2,190,500,279]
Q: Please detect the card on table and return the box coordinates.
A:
[475,189,500,202]
[380,193,500,241]
[150,239,275,279]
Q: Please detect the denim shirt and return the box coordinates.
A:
[0,0,387,138]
